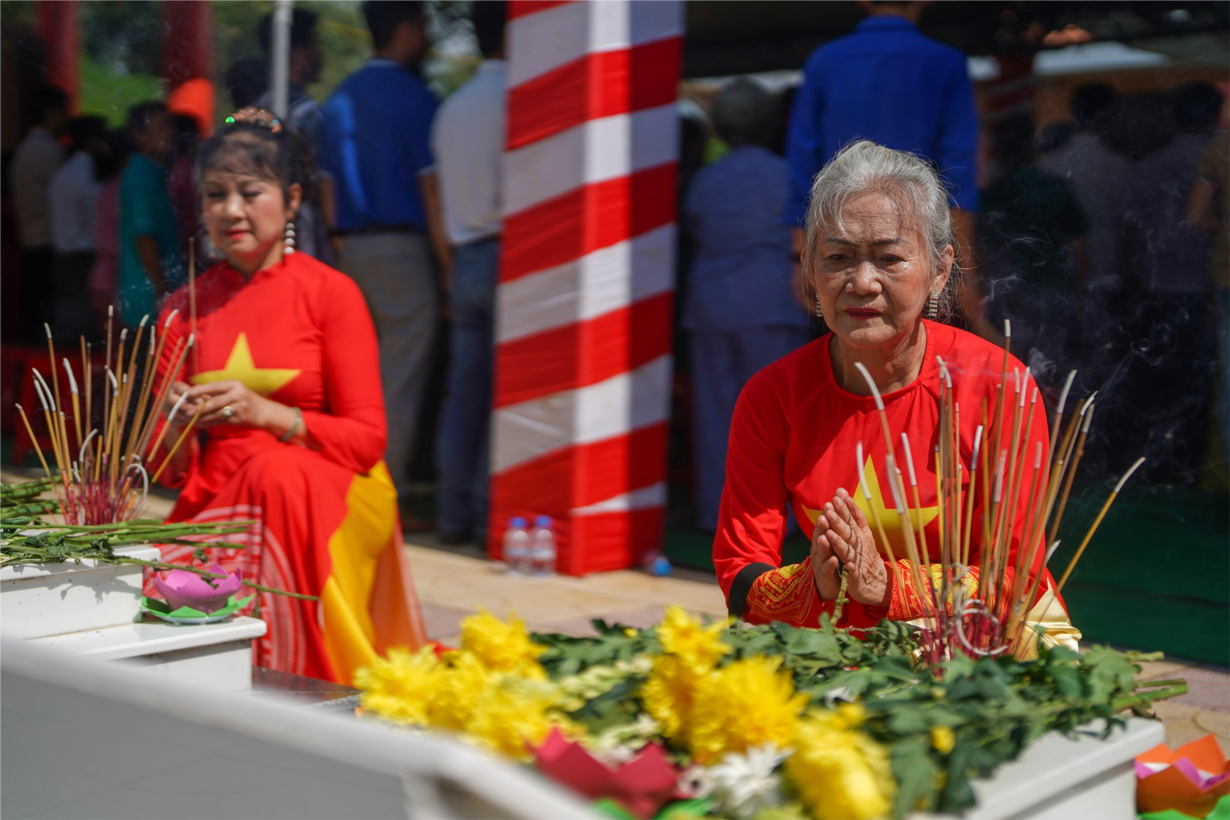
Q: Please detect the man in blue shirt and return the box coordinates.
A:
[321,1,450,510]
[786,1,995,338]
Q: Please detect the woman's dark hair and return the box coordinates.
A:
[1173,81,1224,134]
[195,120,316,206]
[95,130,134,182]
[64,116,107,154]
[27,84,68,124]
[258,7,319,54]
[363,1,425,50]
[472,1,507,58]
[1069,83,1119,128]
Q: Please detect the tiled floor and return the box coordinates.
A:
[7,474,1227,755]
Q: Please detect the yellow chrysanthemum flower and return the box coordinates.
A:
[931,725,955,755]
[786,706,896,820]
[687,656,807,763]
[656,605,730,673]
[353,646,440,726]
[460,609,547,679]
[641,653,702,740]
[429,650,492,731]
[465,677,563,761]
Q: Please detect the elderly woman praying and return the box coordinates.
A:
[712,141,1080,655]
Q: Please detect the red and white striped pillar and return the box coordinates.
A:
[36,0,79,109]
[489,0,683,575]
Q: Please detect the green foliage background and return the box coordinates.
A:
[1,1,479,128]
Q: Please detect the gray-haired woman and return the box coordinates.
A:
[712,141,1080,657]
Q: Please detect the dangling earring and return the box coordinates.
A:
[284,220,296,255]
[924,290,939,319]
[814,292,823,319]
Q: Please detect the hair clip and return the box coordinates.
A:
[225,107,283,134]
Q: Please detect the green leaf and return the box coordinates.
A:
[890,738,939,817]
[592,798,636,820]
[885,707,931,736]
[656,798,712,819]
[1048,664,1083,699]
[938,742,978,813]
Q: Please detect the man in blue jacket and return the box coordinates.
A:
[786,0,995,338]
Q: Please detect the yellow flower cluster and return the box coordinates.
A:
[786,704,896,820]
[355,610,564,761]
[641,607,806,763]
[687,656,808,763]
[460,608,548,679]
[353,646,439,727]
[641,606,730,740]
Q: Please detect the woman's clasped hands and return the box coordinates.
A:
[810,488,891,608]
[166,380,272,429]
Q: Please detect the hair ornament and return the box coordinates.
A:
[225,107,283,134]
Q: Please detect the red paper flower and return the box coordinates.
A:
[1137,734,1230,818]
[532,728,681,819]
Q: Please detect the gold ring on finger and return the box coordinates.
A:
[221,405,235,420]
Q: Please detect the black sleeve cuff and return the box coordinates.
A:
[727,562,776,620]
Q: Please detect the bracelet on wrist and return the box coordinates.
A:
[279,407,303,443]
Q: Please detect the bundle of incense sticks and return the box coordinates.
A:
[851,322,1145,666]
[13,314,201,526]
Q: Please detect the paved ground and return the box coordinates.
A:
[9,474,1227,755]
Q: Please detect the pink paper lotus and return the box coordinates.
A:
[532,728,680,819]
[1137,734,1230,817]
[154,564,243,614]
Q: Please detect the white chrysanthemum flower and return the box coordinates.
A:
[705,744,791,819]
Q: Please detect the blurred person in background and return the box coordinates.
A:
[167,114,201,255]
[226,56,269,112]
[684,78,809,532]
[1038,84,1131,387]
[1119,82,1224,484]
[256,7,334,264]
[321,1,449,519]
[1188,124,1229,475]
[11,84,69,343]
[430,1,506,546]
[118,102,180,329]
[785,1,997,341]
[48,115,108,340]
[88,131,134,328]
[979,112,1089,387]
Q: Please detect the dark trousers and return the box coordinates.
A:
[435,238,498,539]
[18,245,54,343]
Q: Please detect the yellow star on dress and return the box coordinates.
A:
[191,332,301,396]
[802,457,939,559]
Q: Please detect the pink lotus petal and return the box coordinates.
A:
[1137,761,1168,779]
[154,564,242,613]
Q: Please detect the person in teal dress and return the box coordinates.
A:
[118,102,181,327]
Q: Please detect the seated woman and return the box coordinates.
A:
[713,141,1080,656]
[145,111,428,684]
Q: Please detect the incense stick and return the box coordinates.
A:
[188,237,199,376]
[1056,457,1145,592]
